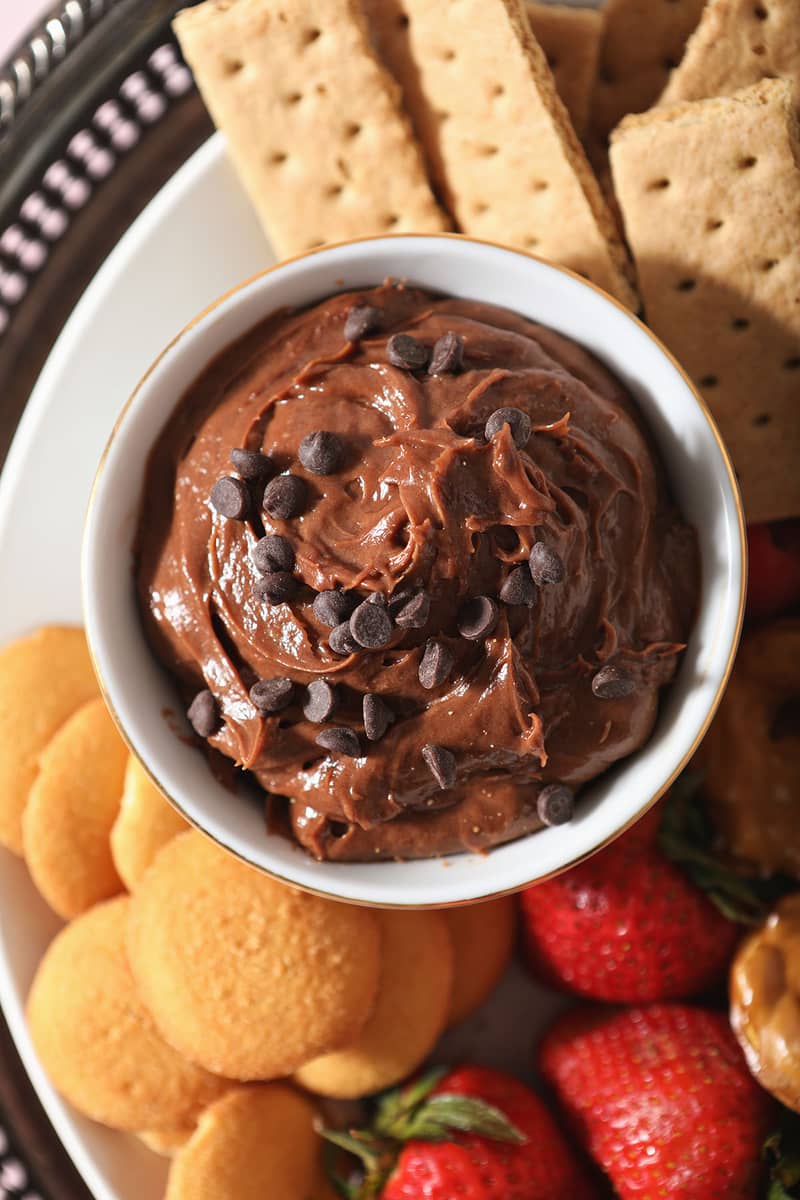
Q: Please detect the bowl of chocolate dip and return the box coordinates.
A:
[82,235,745,906]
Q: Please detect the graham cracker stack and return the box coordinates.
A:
[589,0,706,143]
[661,0,800,107]
[172,0,449,257]
[363,0,636,308]
[526,3,603,137]
[610,78,800,523]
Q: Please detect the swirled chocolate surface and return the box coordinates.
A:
[136,282,697,860]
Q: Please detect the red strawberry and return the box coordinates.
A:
[520,806,742,1002]
[539,1003,774,1199]
[323,1065,598,1200]
[746,520,800,621]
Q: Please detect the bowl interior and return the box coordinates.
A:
[82,235,744,906]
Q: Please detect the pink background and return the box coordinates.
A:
[1,2,57,60]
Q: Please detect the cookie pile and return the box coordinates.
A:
[0,626,516,1198]
[173,0,800,524]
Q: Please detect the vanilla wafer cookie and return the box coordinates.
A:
[660,0,800,108]
[589,0,706,143]
[364,0,636,306]
[173,0,449,257]
[0,626,98,854]
[111,756,190,890]
[445,896,516,1026]
[526,3,603,137]
[27,897,228,1131]
[610,78,800,522]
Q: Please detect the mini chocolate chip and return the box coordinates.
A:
[263,474,307,520]
[299,430,344,476]
[419,639,455,689]
[592,664,635,700]
[363,693,393,741]
[329,621,360,656]
[394,590,431,629]
[252,534,295,575]
[500,566,537,607]
[429,331,464,376]
[770,696,800,741]
[314,589,356,628]
[485,407,532,449]
[387,585,416,615]
[529,542,565,586]
[457,595,499,640]
[303,679,337,723]
[250,677,294,714]
[387,332,430,371]
[422,743,457,790]
[365,591,387,607]
[210,476,249,520]
[316,727,362,758]
[345,304,381,342]
[350,600,394,649]
[187,689,218,738]
[253,571,297,605]
[537,783,574,826]
[230,448,274,480]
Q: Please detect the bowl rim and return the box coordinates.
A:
[81,232,747,907]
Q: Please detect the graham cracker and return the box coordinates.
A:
[589,0,706,144]
[661,0,800,108]
[610,79,800,522]
[172,0,449,257]
[526,3,603,137]
[363,0,636,307]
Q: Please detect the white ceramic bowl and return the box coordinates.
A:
[82,234,745,907]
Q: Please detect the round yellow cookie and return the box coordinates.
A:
[127,831,382,1080]
[27,897,228,1131]
[165,1085,335,1200]
[445,897,516,1026]
[295,910,453,1099]
[23,697,127,919]
[111,757,190,890]
[0,626,98,854]
[137,1126,195,1157]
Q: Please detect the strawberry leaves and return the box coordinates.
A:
[764,1110,800,1200]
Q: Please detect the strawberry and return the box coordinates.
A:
[322,1065,598,1199]
[539,1003,775,1199]
[519,795,747,1003]
[746,520,800,621]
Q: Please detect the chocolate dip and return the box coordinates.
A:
[136,283,697,861]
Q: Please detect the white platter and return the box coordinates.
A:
[0,130,565,1200]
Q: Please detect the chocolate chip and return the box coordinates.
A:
[770,695,800,741]
[187,689,218,738]
[350,600,394,649]
[263,474,307,520]
[249,677,294,714]
[394,591,431,629]
[329,621,360,656]
[387,585,416,615]
[210,476,249,520]
[387,333,430,371]
[363,693,393,741]
[230,448,274,481]
[365,591,387,606]
[422,743,457,790]
[500,566,537,607]
[303,680,337,723]
[316,727,362,758]
[345,304,381,342]
[592,664,635,700]
[429,331,464,376]
[537,783,574,826]
[529,542,565,586]
[252,534,295,575]
[457,595,499,640]
[314,589,356,628]
[253,572,297,605]
[418,639,455,689]
[485,407,532,449]
[299,430,344,476]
